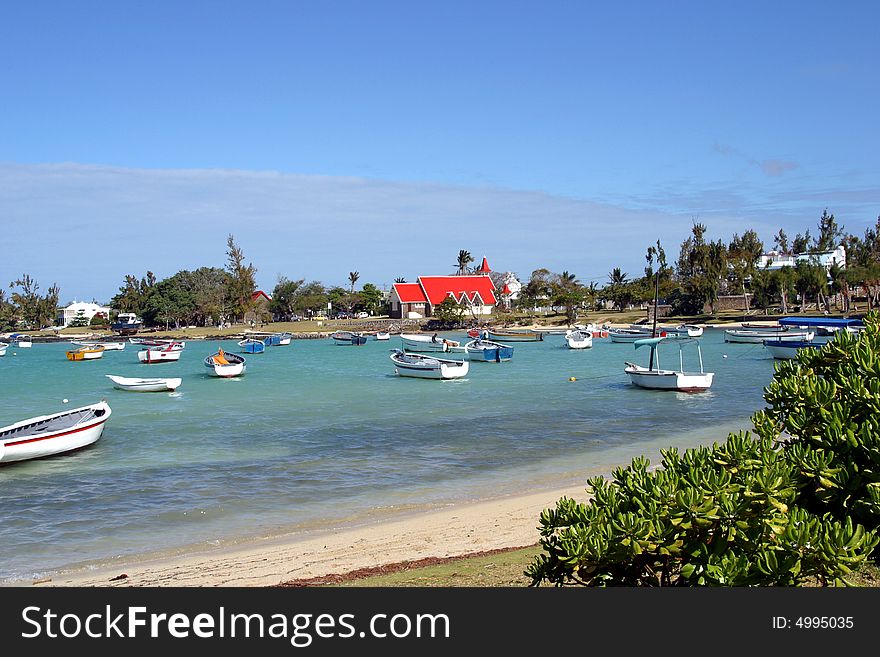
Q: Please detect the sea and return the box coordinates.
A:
[0,329,777,583]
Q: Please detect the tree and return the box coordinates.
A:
[813,208,845,252]
[432,297,466,326]
[9,274,60,329]
[792,230,812,254]
[728,230,764,312]
[773,229,789,253]
[793,260,828,311]
[110,271,156,321]
[225,234,257,322]
[674,223,727,315]
[454,250,474,276]
[359,283,385,316]
[394,277,407,284]
[348,271,360,294]
[294,281,328,317]
[270,277,305,321]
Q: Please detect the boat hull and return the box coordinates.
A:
[400,334,451,352]
[485,331,544,342]
[390,351,469,379]
[137,348,182,363]
[724,330,813,343]
[106,375,182,392]
[0,402,111,464]
[624,366,714,392]
[565,331,593,349]
[763,340,818,360]
[66,348,104,361]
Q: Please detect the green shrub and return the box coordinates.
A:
[528,313,880,586]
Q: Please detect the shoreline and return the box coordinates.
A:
[22,481,590,588]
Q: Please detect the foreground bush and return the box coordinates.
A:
[528,313,880,586]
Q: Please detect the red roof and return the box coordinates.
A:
[418,275,497,306]
[478,256,491,274]
[251,290,271,302]
[392,283,428,304]
[501,283,512,295]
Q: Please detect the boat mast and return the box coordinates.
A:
[649,268,660,369]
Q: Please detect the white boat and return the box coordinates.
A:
[575,323,610,338]
[723,329,814,343]
[106,374,182,392]
[399,333,461,352]
[564,330,593,349]
[204,349,246,377]
[11,334,32,348]
[0,401,111,464]
[390,349,469,379]
[624,336,714,392]
[137,342,184,363]
[66,345,105,361]
[0,342,7,357]
[664,324,703,338]
[610,328,667,343]
[71,340,126,351]
[762,339,819,360]
[129,338,186,348]
[277,332,292,345]
[375,331,391,341]
[464,339,514,362]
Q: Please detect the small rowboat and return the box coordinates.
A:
[565,330,593,349]
[390,349,469,380]
[484,329,544,342]
[762,340,819,360]
[0,342,8,357]
[106,374,182,392]
[238,338,266,354]
[66,345,105,361]
[723,329,813,344]
[0,401,111,464]
[400,333,460,352]
[11,334,32,348]
[137,342,184,363]
[71,340,126,350]
[204,349,246,377]
[464,339,514,362]
[374,331,390,341]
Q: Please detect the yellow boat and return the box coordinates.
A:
[66,345,105,361]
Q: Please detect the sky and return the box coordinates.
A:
[1,1,878,304]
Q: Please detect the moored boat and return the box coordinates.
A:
[464,339,514,362]
[484,329,544,342]
[565,330,593,349]
[624,336,714,392]
[399,333,460,352]
[762,339,819,360]
[375,331,390,341]
[0,342,7,357]
[389,349,469,379]
[204,349,246,377]
[723,329,814,343]
[10,333,32,348]
[238,338,266,354]
[66,345,105,361]
[610,328,667,343]
[0,401,111,464]
[351,333,367,345]
[137,342,184,363]
[106,374,182,392]
[71,340,126,351]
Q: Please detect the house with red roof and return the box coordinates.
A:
[389,258,497,319]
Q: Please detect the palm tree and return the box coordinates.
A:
[394,277,406,283]
[348,271,360,294]
[455,250,474,275]
[608,268,628,286]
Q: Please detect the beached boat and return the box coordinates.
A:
[111,313,143,335]
[723,328,814,343]
[71,340,126,351]
[389,349,469,380]
[137,342,184,363]
[399,333,460,352]
[375,331,390,341]
[485,329,544,342]
[624,336,714,392]
[464,339,514,362]
[106,374,182,392]
[0,342,7,357]
[0,401,112,464]
[565,330,593,349]
[238,338,266,354]
[204,349,246,377]
[762,339,819,360]
[66,345,105,361]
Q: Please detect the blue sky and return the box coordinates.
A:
[2,1,878,303]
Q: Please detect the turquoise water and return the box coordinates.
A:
[0,330,777,582]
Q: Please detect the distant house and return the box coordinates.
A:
[758,245,846,273]
[57,301,111,327]
[389,258,498,319]
[250,290,272,321]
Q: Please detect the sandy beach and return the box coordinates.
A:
[28,483,588,588]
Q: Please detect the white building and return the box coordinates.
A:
[57,301,111,327]
[757,245,846,272]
